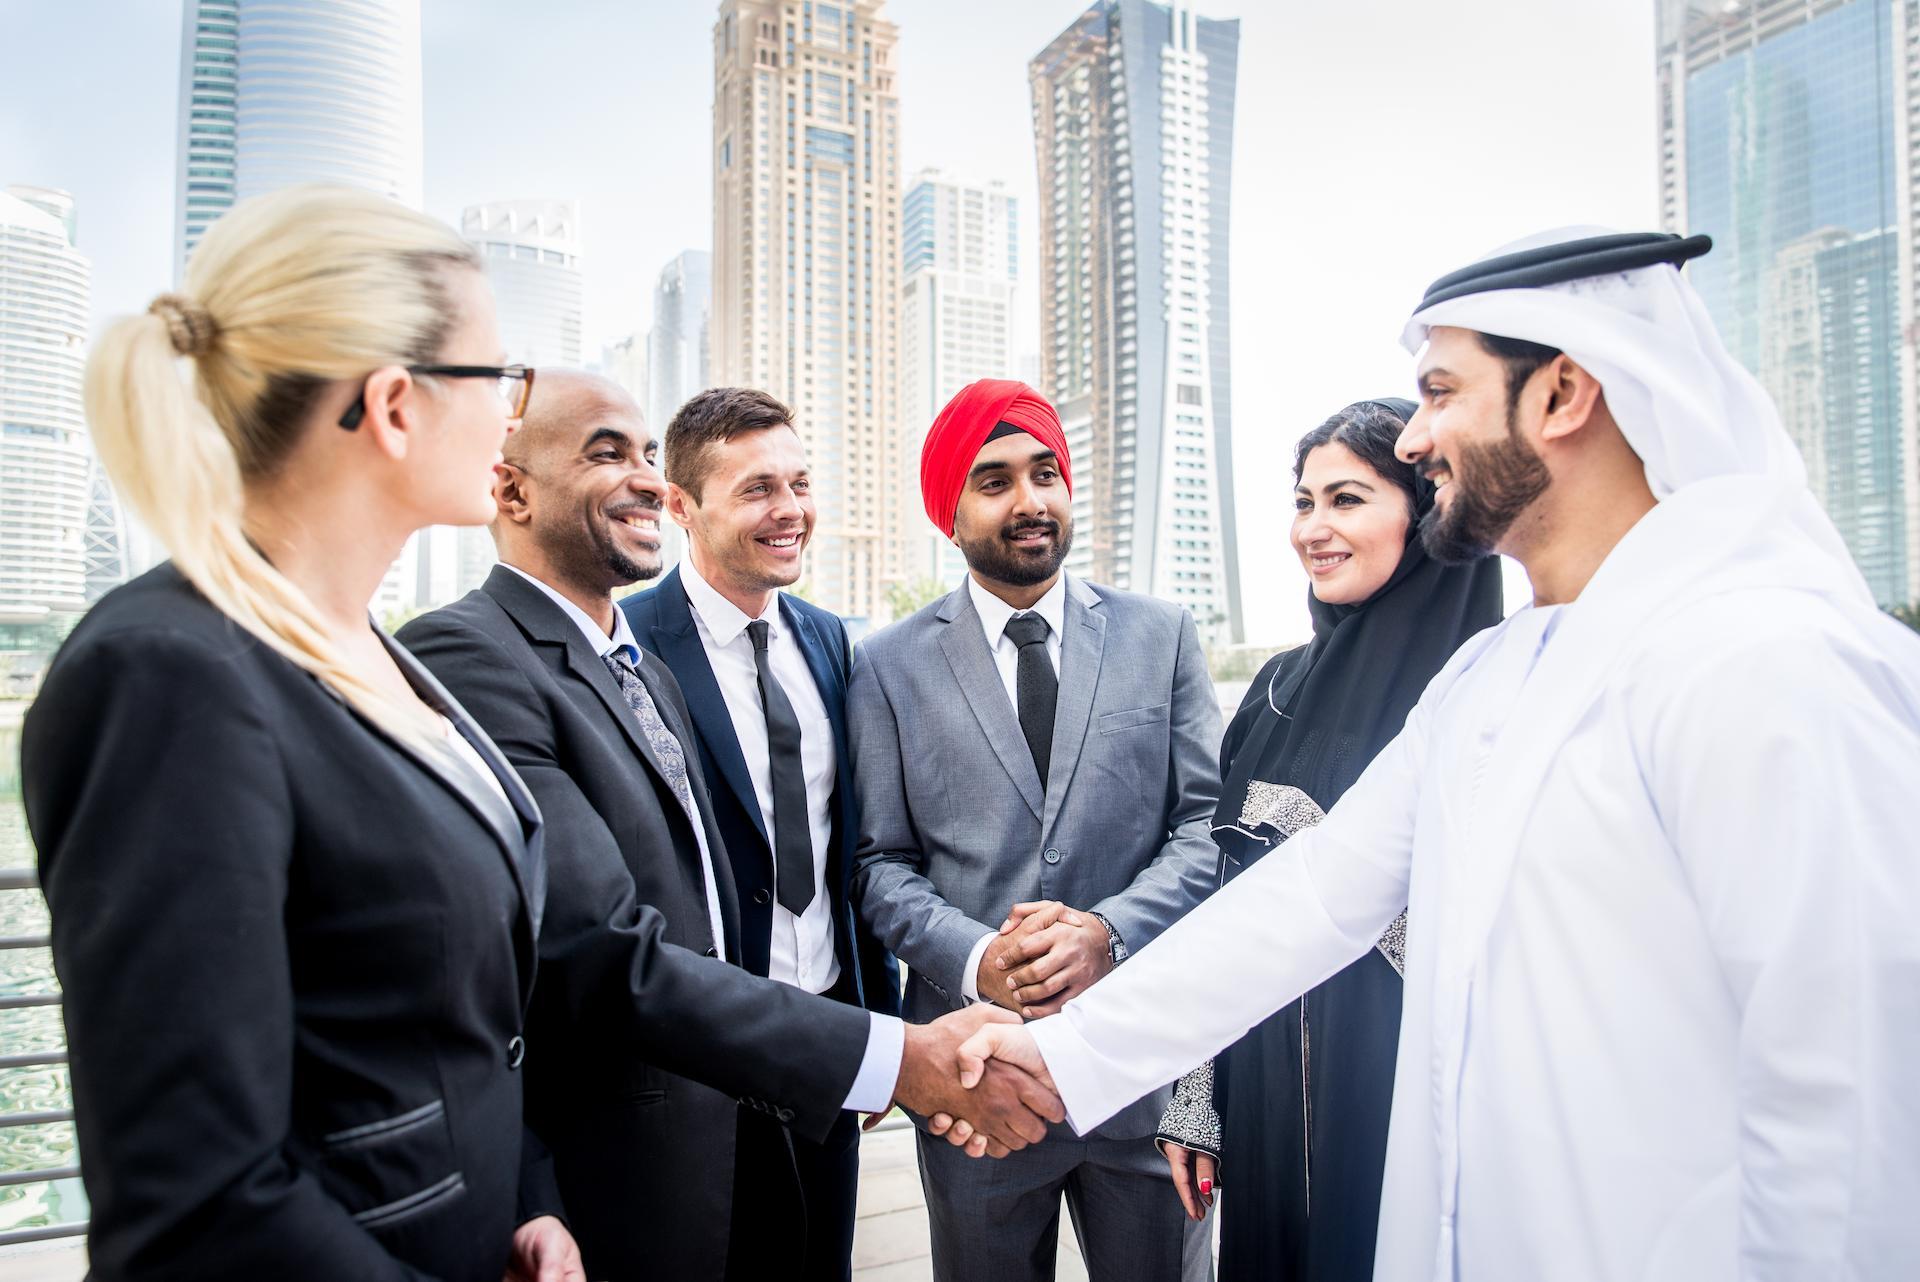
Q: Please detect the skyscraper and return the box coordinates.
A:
[1657,0,1920,608]
[712,0,904,626]
[603,333,648,408]
[1031,0,1243,644]
[0,187,92,628]
[174,0,425,278]
[647,249,712,431]
[900,171,1018,587]
[464,199,585,368]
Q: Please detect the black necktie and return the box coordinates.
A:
[1003,612,1057,784]
[746,619,816,916]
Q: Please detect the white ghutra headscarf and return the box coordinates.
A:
[1402,225,1891,619]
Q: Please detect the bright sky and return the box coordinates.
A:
[1,0,1658,645]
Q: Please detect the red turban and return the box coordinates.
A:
[919,379,1072,538]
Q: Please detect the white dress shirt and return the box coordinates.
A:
[958,573,1068,1003]
[501,565,903,1112]
[677,555,840,995]
[441,718,509,803]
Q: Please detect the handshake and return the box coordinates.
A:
[878,900,1099,1157]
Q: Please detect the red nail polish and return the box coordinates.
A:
[1199,1178,1212,1195]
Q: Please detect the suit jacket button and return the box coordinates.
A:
[754,888,771,906]
[1043,848,1061,864]
[705,946,719,957]
[506,1035,526,1070]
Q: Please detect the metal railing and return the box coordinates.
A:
[0,866,85,1248]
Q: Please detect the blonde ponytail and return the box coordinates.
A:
[84,185,482,749]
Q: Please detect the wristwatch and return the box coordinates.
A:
[1087,911,1128,965]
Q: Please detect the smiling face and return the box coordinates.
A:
[1400,325,1554,562]
[669,423,815,598]
[501,373,664,595]
[950,430,1074,591]
[1291,441,1414,605]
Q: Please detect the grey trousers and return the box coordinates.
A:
[916,1127,1213,1282]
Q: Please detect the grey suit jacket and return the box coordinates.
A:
[850,574,1222,1139]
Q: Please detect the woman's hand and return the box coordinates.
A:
[505,1215,586,1282]
[1162,1140,1217,1221]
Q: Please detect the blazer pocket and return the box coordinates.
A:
[321,1098,446,1152]
[311,1097,465,1232]
[352,1171,468,1229]
[1097,702,1170,734]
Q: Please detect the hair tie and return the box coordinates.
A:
[148,293,218,357]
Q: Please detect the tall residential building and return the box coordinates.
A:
[1031,0,1243,643]
[463,199,585,368]
[174,0,425,277]
[900,171,1018,588]
[647,250,712,431]
[712,0,904,626]
[1657,0,1920,607]
[0,187,92,628]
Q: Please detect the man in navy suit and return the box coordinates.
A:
[624,386,901,1282]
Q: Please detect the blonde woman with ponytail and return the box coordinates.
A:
[21,186,585,1282]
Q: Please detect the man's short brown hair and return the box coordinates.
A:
[664,387,795,501]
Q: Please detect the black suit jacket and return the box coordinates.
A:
[398,566,871,1281]
[23,566,544,1282]
[622,567,901,1015]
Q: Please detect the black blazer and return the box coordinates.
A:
[623,567,901,1015]
[23,566,545,1282]
[398,566,872,1281]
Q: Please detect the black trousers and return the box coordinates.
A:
[725,976,865,1282]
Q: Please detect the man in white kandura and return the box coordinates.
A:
[954,229,1920,1282]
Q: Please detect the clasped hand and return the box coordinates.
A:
[876,1003,1065,1158]
[976,899,1114,1018]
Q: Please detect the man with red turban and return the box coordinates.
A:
[851,379,1222,1281]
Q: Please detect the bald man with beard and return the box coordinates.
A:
[398,371,1061,1281]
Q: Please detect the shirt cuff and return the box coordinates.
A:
[959,930,998,1004]
[841,1012,906,1115]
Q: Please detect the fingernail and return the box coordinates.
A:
[1199,1178,1212,1195]
[1022,1008,1036,1018]
[1065,913,1082,925]
[996,957,1007,968]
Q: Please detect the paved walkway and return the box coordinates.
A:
[853,1121,1089,1281]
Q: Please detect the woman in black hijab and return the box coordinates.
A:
[1157,399,1503,1282]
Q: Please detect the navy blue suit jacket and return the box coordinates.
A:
[623,567,901,1017]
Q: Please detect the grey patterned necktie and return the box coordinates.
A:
[602,650,700,829]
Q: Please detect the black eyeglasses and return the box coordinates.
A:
[337,364,535,429]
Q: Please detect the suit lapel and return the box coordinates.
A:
[646,572,771,850]
[936,584,1043,819]
[785,599,859,920]
[374,632,543,1010]
[483,567,677,791]
[1041,576,1105,836]
[486,567,740,956]
[786,600,849,762]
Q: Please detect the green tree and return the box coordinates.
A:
[884,576,947,622]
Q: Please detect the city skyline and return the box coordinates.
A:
[1032,0,1243,644]
[711,0,907,626]
[174,0,426,278]
[900,170,1019,590]
[2,0,1665,644]
[1657,0,1919,609]
[0,187,92,630]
